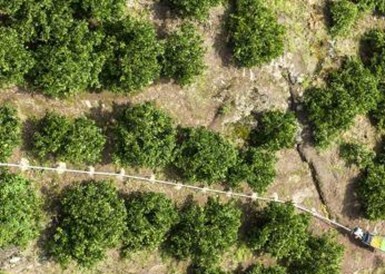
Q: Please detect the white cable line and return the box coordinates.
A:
[0,162,351,232]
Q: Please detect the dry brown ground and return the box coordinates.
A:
[1,0,385,273]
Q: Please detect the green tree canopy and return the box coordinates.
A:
[359,164,385,220]
[304,58,380,148]
[227,148,277,192]
[0,172,42,248]
[161,23,206,85]
[340,142,374,169]
[247,202,310,260]
[122,192,178,255]
[229,0,285,67]
[0,105,21,161]
[165,198,241,266]
[50,180,126,267]
[163,0,221,20]
[0,27,34,87]
[173,127,237,184]
[32,113,106,164]
[69,0,126,21]
[288,234,344,274]
[250,111,298,150]
[101,18,162,93]
[329,0,358,37]
[113,103,176,168]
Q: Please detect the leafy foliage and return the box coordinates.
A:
[245,264,287,274]
[50,181,126,267]
[0,0,25,15]
[329,0,358,37]
[288,234,344,274]
[70,0,126,21]
[361,29,385,79]
[113,103,176,168]
[371,96,385,132]
[304,58,379,148]
[359,164,385,220]
[353,0,385,13]
[122,192,178,255]
[165,198,241,266]
[189,264,230,274]
[173,127,237,184]
[0,172,42,248]
[29,22,105,97]
[247,202,310,260]
[32,113,106,164]
[161,23,206,85]
[229,0,285,67]
[101,18,162,93]
[0,27,34,87]
[340,142,374,169]
[227,148,277,192]
[0,105,21,161]
[250,111,298,150]
[164,0,221,20]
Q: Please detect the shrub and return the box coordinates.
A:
[0,27,34,87]
[164,0,221,20]
[247,202,310,260]
[340,142,374,168]
[50,180,126,267]
[165,198,241,266]
[122,192,178,255]
[29,22,105,97]
[359,164,385,220]
[161,23,206,85]
[245,264,287,274]
[304,58,379,148]
[0,105,21,161]
[70,0,126,21]
[101,18,162,93]
[113,103,176,168]
[32,113,106,164]
[229,0,285,67]
[173,127,237,184]
[329,0,359,37]
[0,172,42,248]
[250,111,298,150]
[227,148,277,192]
[288,234,344,274]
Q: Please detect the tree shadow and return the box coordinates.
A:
[212,0,235,67]
[342,174,365,220]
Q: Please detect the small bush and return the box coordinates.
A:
[288,234,344,274]
[173,127,237,184]
[245,264,286,274]
[340,142,374,168]
[227,148,277,192]
[50,181,126,267]
[247,202,310,260]
[113,103,176,168]
[122,192,178,255]
[0,27,35,87]
[229,0,285,67]
[304,58,379,148]
[32,113,106,164]
[161,23,206,85]
[166,198,241,266]
[0,172,42,248]
[250,111,298,150]
[0,105,21,161]
[101,18,162,93]
[329,0,359,37]
[164,0,221,20]
[359,164,385,220]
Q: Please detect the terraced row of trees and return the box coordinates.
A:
[0,172,344,272]
[0,103,297,192]
[0,0,286,97]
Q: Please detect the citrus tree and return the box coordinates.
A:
[50,180,126,267]
[0,172,42,248]
[0,105,21,161]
